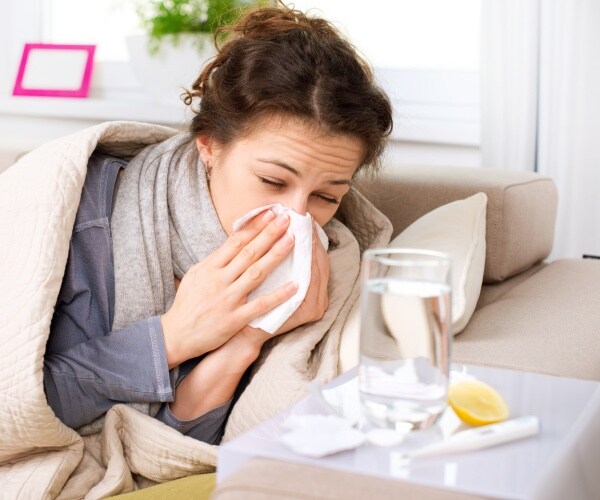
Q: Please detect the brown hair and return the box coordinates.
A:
[183,4,393,170]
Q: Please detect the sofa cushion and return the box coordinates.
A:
[355,164,557,283]
[388,193,487,333]
[475,262,547,309]
[454,259,600,381]
[339,194,487,372]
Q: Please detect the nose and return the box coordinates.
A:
[284,193,308,216]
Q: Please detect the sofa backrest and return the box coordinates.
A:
[355,164,558,283]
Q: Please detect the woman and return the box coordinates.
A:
[44,5,392,445]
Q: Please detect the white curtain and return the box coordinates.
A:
[480,0,539,172]
[537,0,600,259]
[481,0,600,259]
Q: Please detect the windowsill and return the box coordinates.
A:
[0,94,188,126]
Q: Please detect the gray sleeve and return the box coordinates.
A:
[154,399,233,445]
[44,316,173,429]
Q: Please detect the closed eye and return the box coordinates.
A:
[259,176,285,188]
[316,194,340,205]
[259,176,340,204]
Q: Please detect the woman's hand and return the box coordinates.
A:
[168,227,330,421]
[232,223,331,350]
[161,210,298,368]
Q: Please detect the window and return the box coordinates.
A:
[290,0,480,70]
[289,0,482,145]
[1,0,481,142]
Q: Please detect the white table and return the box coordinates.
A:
[218,364,600,500]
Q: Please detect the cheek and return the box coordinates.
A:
[309,204,340,229]
[221,188,279,233]
[210,168,262,234]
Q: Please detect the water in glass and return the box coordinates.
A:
[359,276,451,430]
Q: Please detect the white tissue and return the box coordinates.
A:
[232,204,329,334]
[280,414,366,457]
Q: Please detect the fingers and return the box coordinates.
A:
[210,209,277,268]
[224,212,292,282]
[237,281,299,325]
[229,228,295,297]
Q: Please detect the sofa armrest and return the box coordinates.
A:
[355,164,558,283]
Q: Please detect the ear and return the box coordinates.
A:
[195,135,218,166]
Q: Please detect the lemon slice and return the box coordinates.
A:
[449,379,510,426]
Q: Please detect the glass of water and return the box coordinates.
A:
[359,249,452,431]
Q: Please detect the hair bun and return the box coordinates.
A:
[218,6,333,43]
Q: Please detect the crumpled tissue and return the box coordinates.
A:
[280,414,366,457]
[280,413,411,457]
[232,203,329,334]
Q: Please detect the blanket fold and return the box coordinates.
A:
[0,121,392,499]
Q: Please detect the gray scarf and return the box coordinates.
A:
[78,134,227,435]
[111,134,227,329]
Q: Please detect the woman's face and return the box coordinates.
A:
[197,116,364,234]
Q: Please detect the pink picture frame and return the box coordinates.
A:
[12,43,96,98]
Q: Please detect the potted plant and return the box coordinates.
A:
[127,0,269,104]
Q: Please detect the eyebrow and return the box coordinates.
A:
[257,158,352,186]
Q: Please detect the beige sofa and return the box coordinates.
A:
[354,164,599,381]
[212,164,600,499]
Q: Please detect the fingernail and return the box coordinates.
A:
[286,281,299,293]
[276,213,289,226]
[262,210,274,222]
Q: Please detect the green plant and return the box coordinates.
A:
[136,0,269,52]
